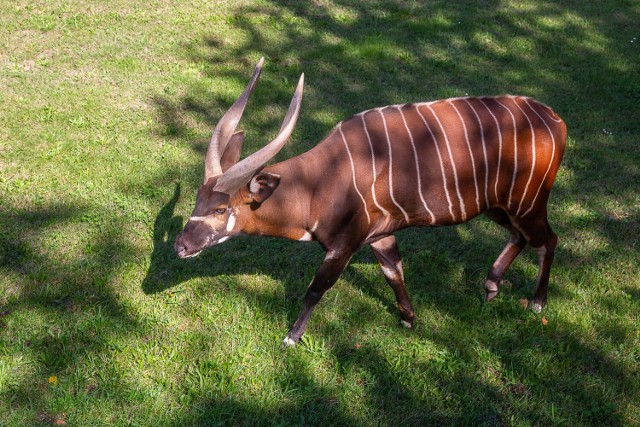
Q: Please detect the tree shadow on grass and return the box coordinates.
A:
[0,204,148,423]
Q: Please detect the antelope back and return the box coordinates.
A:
[317,96,566,229]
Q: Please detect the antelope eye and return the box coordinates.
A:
[214,207,227,215]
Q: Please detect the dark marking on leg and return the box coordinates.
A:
[282,249,353,346]
[370,235,415,328]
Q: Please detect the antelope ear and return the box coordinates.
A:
[220,131,245,172]
[248,172,280,203]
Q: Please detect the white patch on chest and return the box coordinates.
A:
[298,231,313,241]
[298,220,319,241]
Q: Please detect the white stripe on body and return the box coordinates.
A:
[537,102,563,123]
[339,123,371,224]
[521,98,557,217]
[494,99,518,211]
[415,105,456,222]
[356,100,436,119]
[396,107,436,224]
[414,97,472,107]
[425,104,467,221]
[462,99,490,209]
[378,108,410,223]
[479,99,503,204]
[511,99,537,216]
[360,113,391,217]
[449,100,481,213]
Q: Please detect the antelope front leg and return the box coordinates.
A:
[484,209,527,301]
[370,235,415,328]
[282,249,353,347]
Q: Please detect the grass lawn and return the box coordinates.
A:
[1,0,638,425]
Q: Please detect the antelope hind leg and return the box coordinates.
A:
[507,213,558,312]
[529,221,558,312]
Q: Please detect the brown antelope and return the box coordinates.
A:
[174,58,567,346]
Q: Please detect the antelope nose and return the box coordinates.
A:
[174,236,188,258]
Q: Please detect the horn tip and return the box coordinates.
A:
[257,57,265,68]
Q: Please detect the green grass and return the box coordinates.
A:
[1,0,639,425]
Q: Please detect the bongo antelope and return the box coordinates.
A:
[174,58,567,346]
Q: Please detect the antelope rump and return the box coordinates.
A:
[174,58,567,346]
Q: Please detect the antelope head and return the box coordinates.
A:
[175,58,304,258]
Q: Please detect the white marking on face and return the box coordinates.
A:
[226,210,237,232]
[415,105,455,222]
[187,215,232,247]
[400,320,413,329]
[449,100,481,214]
[378,108,410,223]
[397,106,436,224]
[249,177,260,193]
[181,250,203,258]
[188,215,223,229]
[511,98,537,217]
[425,104,466,221]
[495,99,518,211]
[339,123,371,224]
[463,99,490,209]
[521,98,556,218]
[360,113,391,217]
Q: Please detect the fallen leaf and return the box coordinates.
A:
[541,317,548,326]
[354,343,362,349]
[519,298,529,309]
[48,375,58,386]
